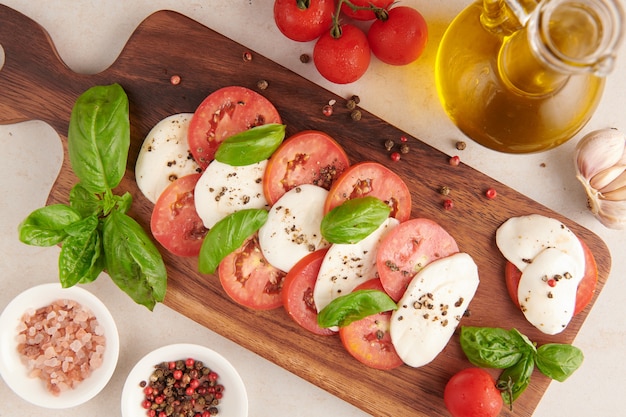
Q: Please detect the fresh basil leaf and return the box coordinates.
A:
[321,196,391,244]
[497,351,535,405]
[460,326,530,369]
[102,210,167,310]
[317,289,398,328]
[64,214,98,237]
[18,204,82,246]
[198,208,268,274]
[114,191,133,214]
[68,83,130,194]
[536,343,584,382]
[70,183,103,217]
[59,225,103,288]
[214,123,286,166]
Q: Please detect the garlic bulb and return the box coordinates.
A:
[575,128,626,229]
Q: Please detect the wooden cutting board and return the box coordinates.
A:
[0,5,611,416]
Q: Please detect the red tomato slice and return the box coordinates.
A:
[338,279,404,370]
[218,234,286,310]
[263,130,350,206]
[376,218,459,301]
[324,161,412,222]
[150,173,208,257]
[504,238,598,315]
[282,248,335,336]
[187,86,282,169]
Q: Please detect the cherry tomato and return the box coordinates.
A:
[282,248,335,336]
[151,173,208,257]
[340,0,393,21]
[313,24,371,84]
[273,0,334,42]
[218,234,286,310]
[444,368,503,417]
[324,161,412,222]
[505,238,598,315]
[376,218,459,301]
[367,6,428,66]
[263,130,350,205]
[339,279,404,370]
[187,86,282,169]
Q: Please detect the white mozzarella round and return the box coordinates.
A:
[194,159,269,229]
[313,217,400,314]
[135,113,200,204]
[258,184,329,273]
[517,247,582,335]
[390,252,479,368]
[495,214,585,275]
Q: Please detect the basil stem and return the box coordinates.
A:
[320,196,391,244]
[198,208,269,274]
[535,343,584,382]
[497,351,535,406]
[317,289,398,328]
[214,123,286,166]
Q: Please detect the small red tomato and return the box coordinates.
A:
[367,6,428,66]
[273,0,335,42]
[444,368,503,417]
[313,24,371,84]
[340,0,393,21]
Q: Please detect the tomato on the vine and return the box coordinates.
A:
[367,6,428,66]
[313,24,371,84]
[340,0,393,21]
[273,0,335,42]
[444,368,503,417]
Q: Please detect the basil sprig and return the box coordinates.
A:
[320,196,391,244]
[317,289,398,328]
[18,84,167,310]
[460,326,584,407]
[214,123,286,166]
[198,208,268,274]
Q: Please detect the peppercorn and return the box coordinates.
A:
[384,139,394,151]
[400,143,410,154]
[455,141,466,150]
[439,186,451,196]
[346,99,357,110]
[257,79,268,90]
[351,95,360,104]
[299,53,310,63]
[322,104,333,117]
[390,152,401,162]
[350,109,362,121]
[242,51,252,61]
[443,199,454,210]
[170,75,181,85]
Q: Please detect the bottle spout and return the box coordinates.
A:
[481,0,538,33]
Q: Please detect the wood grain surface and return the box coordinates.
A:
[0,5,611,416]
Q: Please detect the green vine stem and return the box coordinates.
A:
[330,0,390,38]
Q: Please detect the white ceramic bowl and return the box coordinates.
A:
[0,283,120,408]
[121,343,248,417]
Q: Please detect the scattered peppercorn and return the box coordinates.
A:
[399,143,410,154]
[400,135,408,143]
[390,152,401,162]
[384,139,395,151]
[322,104,333,117]
[449,155,461,166]
[170,75,181,85]
[443,199,454,210]
[439,186,451,196]
[242,51,252,61]
[257,79,268,90]
[455,141,466,150]
[346,99,357,110]
[299,53,310,63]
[351,94,360,104]
[350,109,362,121]
[485,187,497,199]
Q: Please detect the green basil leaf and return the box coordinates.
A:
[70,183,103,217]
[198,208,268,274]
[114,191,133,214]
[320,196,391,244]
[536,343,584,382]
[214,123,286,166]
[64,214,98,237]
[460,326,530,369]
[18,204,82,246]
[497,352,535,405]
[68,83,130,194]
[317,289,398,328]
[102,210,167,310]
[59,224,103,288]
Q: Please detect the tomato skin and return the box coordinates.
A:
[187,86,281,169]
[218,234,286,310]
[273,0,334,42]
[367,6,428,66]
[151,173,208,257]
[340,0,393,21]
[444,368,503,417]
[504,238,598,315]
[313,24,371,84]
[263,130,350,205]
[338,279,404,370]
[282,248,335,336]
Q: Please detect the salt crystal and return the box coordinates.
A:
[69,339,83,353]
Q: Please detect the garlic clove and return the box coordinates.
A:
[590,164,626,190]
[596,199,626,229]
[600,168,626,194]
[601,185,626,202]
[575,128,626,179]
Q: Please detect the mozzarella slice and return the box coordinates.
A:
[194,159,269,229]
[517,247,582,335]
[313,217,400,313]
[495,214,585,274]
[135,113,200,203]
[258,184,329,273]
[390,252,479,368]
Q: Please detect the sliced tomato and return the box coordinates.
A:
[151,173,208,257]
[505,238,598,315]
[282,248,335,336]
[187,86,282,169]
[376,218,459,301]
[338,279,404,370]
[263,130,350,206]
[323,161,412,222]
[218,234,286,310]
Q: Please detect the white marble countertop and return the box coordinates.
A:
[1,1,625,416]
